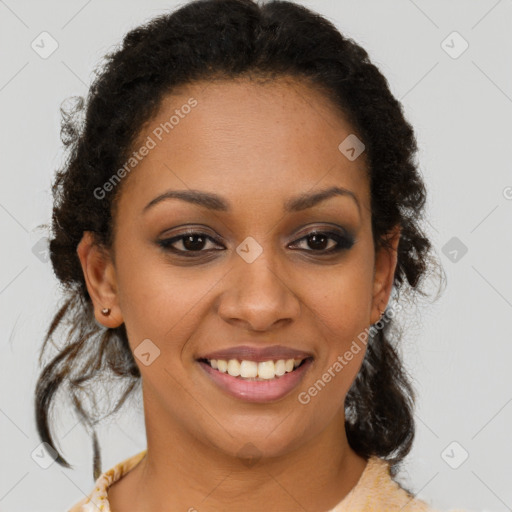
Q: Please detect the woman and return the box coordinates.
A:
[35,0,461,510]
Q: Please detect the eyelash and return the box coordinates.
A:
[157,229,355,257]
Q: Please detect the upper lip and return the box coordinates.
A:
[198,345,314,363]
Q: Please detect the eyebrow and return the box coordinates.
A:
[142,185,360,215]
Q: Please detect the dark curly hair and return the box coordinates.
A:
[35,0,445,484]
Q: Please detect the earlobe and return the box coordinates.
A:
[76,231,123,328]
[370,225,401,325]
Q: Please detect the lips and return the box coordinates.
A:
[196,344,314,402]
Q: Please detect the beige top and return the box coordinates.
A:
[67,450,465,511]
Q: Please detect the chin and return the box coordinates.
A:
[207,416,312,463]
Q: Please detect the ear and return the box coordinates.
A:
[76,231,123,328]
[370,224,401,325]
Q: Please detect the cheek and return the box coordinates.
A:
[295,340,366,442]
[114,245,219,357]
[301,254,373,400]
[305,261,374,337]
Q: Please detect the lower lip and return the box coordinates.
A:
[198,359,313,403]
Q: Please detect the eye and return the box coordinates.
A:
[289,230,354,254]
[157,231,223,256]
[157,228,355,258]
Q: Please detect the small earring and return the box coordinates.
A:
[101,308,111,316]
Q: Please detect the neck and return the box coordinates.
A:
[116,411,367,512]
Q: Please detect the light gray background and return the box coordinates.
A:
[1,1,511,511]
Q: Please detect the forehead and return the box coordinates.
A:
[115,76,370,220]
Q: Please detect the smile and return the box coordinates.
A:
[197,356,314,402]
[202,357,305,380]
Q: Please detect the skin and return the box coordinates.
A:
[77,76,400,512]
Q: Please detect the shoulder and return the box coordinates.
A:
[329,456,462,512]
[66,450,147,512]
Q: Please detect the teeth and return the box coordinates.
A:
[207,358,305,380]
[274,359,286,376]
[240,360,258,378]
[227,359,241,377]
[258,361,275,379]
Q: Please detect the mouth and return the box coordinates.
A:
[197,357,310,380]
[196,355,314,403]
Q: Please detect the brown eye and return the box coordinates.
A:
[290,230,354,253]
[158,232,223,255]
[157,228,354,259]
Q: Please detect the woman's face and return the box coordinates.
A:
[80,76,399,461]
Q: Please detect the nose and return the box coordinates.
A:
[217,252,301,332]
